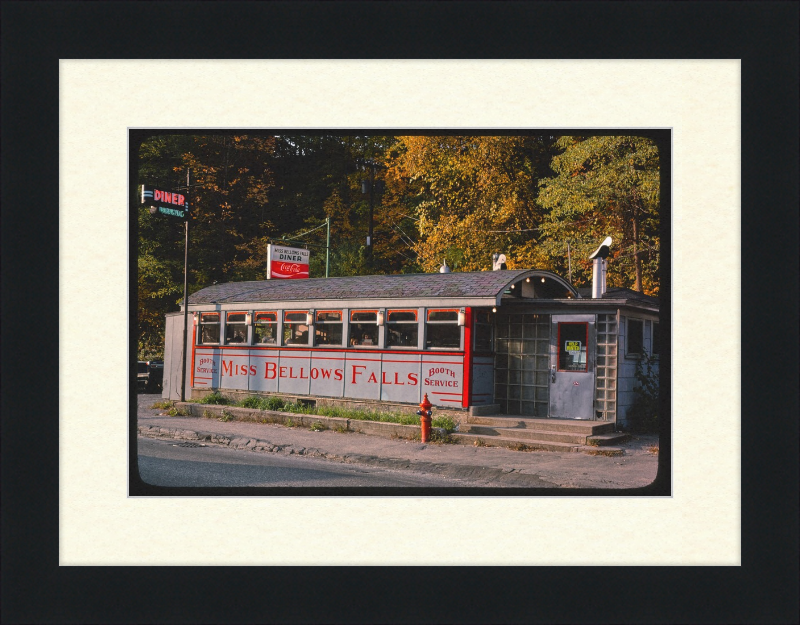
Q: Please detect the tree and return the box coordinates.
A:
[536,136,660,295]
[137,134,277,357]
[386,135,557,272]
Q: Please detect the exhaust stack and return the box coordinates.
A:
[588,236,612,298]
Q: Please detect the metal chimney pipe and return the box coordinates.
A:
[588,236,612,299]
[592,258,604,298]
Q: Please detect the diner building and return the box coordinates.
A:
[161,269,659,428]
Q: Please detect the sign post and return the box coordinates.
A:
[141,177,191,400]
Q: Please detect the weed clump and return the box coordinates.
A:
[151,400,173,410]
[431,415,456,433]
[197,391,230,405]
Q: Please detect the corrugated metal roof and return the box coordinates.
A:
[188,270,541,305]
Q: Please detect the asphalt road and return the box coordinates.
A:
[138,437,469,487]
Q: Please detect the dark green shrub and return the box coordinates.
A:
[627,351,659,433]
[266,397,285,411]
[197,391,229,405]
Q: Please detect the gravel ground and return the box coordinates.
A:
[136,393,662,489]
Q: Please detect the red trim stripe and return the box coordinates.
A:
[462,306,473,409]
[190,322,197,388]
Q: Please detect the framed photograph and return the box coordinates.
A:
[3,2,796,624]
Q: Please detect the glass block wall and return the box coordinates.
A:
[595,313,618,421]
[494,314,551,416]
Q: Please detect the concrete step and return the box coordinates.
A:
[465,415,615,435]
[586,432,631,446]
[458,423,588,444]
[449,432,582,453]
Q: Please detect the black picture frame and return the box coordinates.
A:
[3,2,797,623]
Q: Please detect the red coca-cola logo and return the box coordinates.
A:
[279,262,301,273]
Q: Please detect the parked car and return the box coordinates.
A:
[147,360,164,391]
[137,361,150,391]
[137,359,164,392]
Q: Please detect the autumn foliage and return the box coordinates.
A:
[137,133,662,358]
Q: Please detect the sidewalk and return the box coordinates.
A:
[136,394,660,489]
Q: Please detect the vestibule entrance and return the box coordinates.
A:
[493,313,551,417]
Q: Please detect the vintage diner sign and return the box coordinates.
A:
[266,244,310,279]
[192,347,465,407]
[141,184,189,218]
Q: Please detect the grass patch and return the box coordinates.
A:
[166,406,190,417]
[193,394,461,433]
[217,409,234,422]
[197,391,230,405]
[431,415,456,432]
[309,421,326,432]
[151,400,174,410]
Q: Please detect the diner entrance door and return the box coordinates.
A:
[549,315,595,420]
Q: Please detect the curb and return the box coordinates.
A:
[137,425,556,487]
[172,402,450,441]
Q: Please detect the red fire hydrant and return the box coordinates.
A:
[417,394,433,443]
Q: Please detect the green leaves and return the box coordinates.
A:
[538,136,660,294]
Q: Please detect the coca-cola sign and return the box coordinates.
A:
[267,244,310,279]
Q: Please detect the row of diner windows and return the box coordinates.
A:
[196,309,495,351]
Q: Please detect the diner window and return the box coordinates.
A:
[627,318,644,357]
[652,321,660,356]
[473,310,493,352]
[315,310,343,346]
[349,310,379,347]
[386,310,418,348]
[254,312,277,344]
[426,309,461,349]
[199,312,220,344]
[283,311,310,346]
[225,312,248,344]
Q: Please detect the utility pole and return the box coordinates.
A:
[366,163,375,268]
[325,216,331,278]
[179,167,190,402]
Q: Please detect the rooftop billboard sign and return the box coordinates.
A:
[266,244,310,279]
